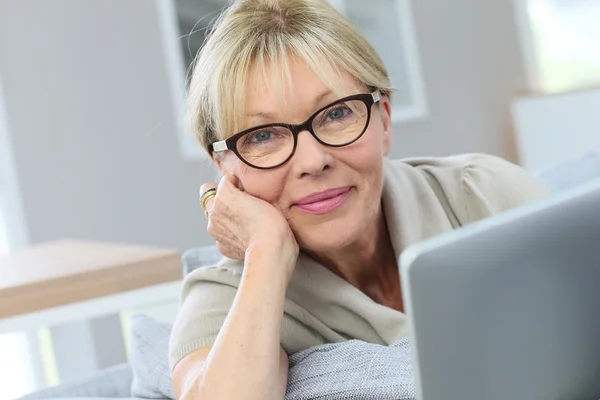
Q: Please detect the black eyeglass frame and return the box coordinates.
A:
[209,90,382,170]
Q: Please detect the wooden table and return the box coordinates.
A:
[0,239,182,332]
[0,239,184,388]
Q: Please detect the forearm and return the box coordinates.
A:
[186,246,291,400]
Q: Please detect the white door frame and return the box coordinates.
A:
[0,68,29,251]
[0,71,46,394]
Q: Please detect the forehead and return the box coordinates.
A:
[244,55,362,120]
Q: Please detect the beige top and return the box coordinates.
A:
[169,154,549,369]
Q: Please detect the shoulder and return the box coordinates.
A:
[389,153,550,224]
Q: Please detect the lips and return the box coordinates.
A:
[294,186,352,215]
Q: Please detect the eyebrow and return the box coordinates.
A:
[245,89,335,122]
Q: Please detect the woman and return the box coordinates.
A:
[169,0,549,398]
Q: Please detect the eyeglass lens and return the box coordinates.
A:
[236,99,369,168]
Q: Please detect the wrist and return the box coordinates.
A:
[244,238,298,282]
[245,240,297,266]
[247,226,298,258]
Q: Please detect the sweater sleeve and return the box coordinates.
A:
[417,153,551,226]
[456,154,550,223]
[168,263,240,371]
[167,258,333,372]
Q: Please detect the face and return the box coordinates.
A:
[216,56,393,252]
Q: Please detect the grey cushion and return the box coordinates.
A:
[128,313,416,399]
[287,338,416,400]
[181,245,222,276]
[16,364,133,400]
[129,314,174,400]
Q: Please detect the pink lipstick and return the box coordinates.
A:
[295,187,352,215]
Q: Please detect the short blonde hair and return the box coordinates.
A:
[187,0,393,155]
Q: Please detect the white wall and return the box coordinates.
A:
[0,0,215,389]
[390,0,527,163]
[0,0,213,252]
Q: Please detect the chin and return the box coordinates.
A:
[290,186,375,253]
[293,217,362,253]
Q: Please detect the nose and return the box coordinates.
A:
[291,130,333,177]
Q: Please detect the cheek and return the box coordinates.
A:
[238,169,289,207]
[345,127,386,171]
[223,155,290,215]
[347,132,385,203]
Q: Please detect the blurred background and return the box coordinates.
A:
[1,0,599,399]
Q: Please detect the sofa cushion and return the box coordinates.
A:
[20,398,141,400]
[181,245,222,276]
[16,364,133,400]
[130,313,417,400]
[286,338,416,399]
[129,314,173,400]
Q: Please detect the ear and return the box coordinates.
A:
[379,95,393,156]
[213,153,231,175]
[213,153,246,190]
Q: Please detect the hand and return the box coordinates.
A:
[201,174,299,270]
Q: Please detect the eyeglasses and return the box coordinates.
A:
[210,91,381,169]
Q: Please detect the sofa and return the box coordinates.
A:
[18,153,600,400]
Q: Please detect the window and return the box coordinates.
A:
[519,0,600,92]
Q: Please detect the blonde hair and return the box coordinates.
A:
[187,0,393,156]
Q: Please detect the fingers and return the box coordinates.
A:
[201,174,242,214]
[220,173,244,192]
[201,175,247,260]
[200,182,218,213]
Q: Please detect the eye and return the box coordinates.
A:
[246,130,274,144]
[325,105,352,122]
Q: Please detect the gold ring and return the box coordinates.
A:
[199,188,217,215]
